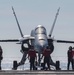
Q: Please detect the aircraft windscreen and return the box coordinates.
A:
[35,26,47,35]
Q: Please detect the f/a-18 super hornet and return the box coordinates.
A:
[0,7,74,70]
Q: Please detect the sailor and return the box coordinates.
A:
[0,46,3,70]
[72,47,74,70]
[28,45,37,70]
[42,46,51,70]
[67,46,73,70]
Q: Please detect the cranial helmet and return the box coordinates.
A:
[46,45,49,49]
[69,46,72,50]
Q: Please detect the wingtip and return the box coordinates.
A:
[11,6,13,8]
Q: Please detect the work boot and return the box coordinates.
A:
[0,66,1,70]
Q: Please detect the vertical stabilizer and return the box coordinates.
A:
[12,6,24,38]
[49,7,60,37]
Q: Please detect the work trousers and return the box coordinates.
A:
[30,57,35,70]
[67,58,74,70]
[43,57,50,70]
[0,60,1,70]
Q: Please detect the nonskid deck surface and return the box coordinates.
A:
[0,70,74,75]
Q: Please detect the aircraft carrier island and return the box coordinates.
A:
[0,70,74,75]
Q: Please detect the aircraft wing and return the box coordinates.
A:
[56,40,74,43]
[48,37,74,43]
[0,39,19,42]
[0,36,35,42]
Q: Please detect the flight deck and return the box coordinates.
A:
[0,70,74,75]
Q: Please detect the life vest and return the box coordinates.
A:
[72,49,74,59]
[0,47,3,60]
[28,49,36,58]
[0,48,2,56]
[43,49,51,57]
[68,50,72,58]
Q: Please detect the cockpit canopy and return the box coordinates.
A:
[35,25,47,35]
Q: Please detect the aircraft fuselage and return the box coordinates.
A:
[31,25,48,53]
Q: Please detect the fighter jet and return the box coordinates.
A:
[0,7,74,70]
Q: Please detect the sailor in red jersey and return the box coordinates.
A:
[72,47,74,70]
[28,46,37,70]
[0,46,3,70]
[42,46,51,70]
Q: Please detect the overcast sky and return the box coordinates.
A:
[0,0,74,64]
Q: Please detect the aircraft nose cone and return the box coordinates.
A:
[40,42,46,48]
[40,43,44,47]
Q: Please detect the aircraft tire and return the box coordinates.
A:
[13,60,17,70]
[56,61,61,70]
